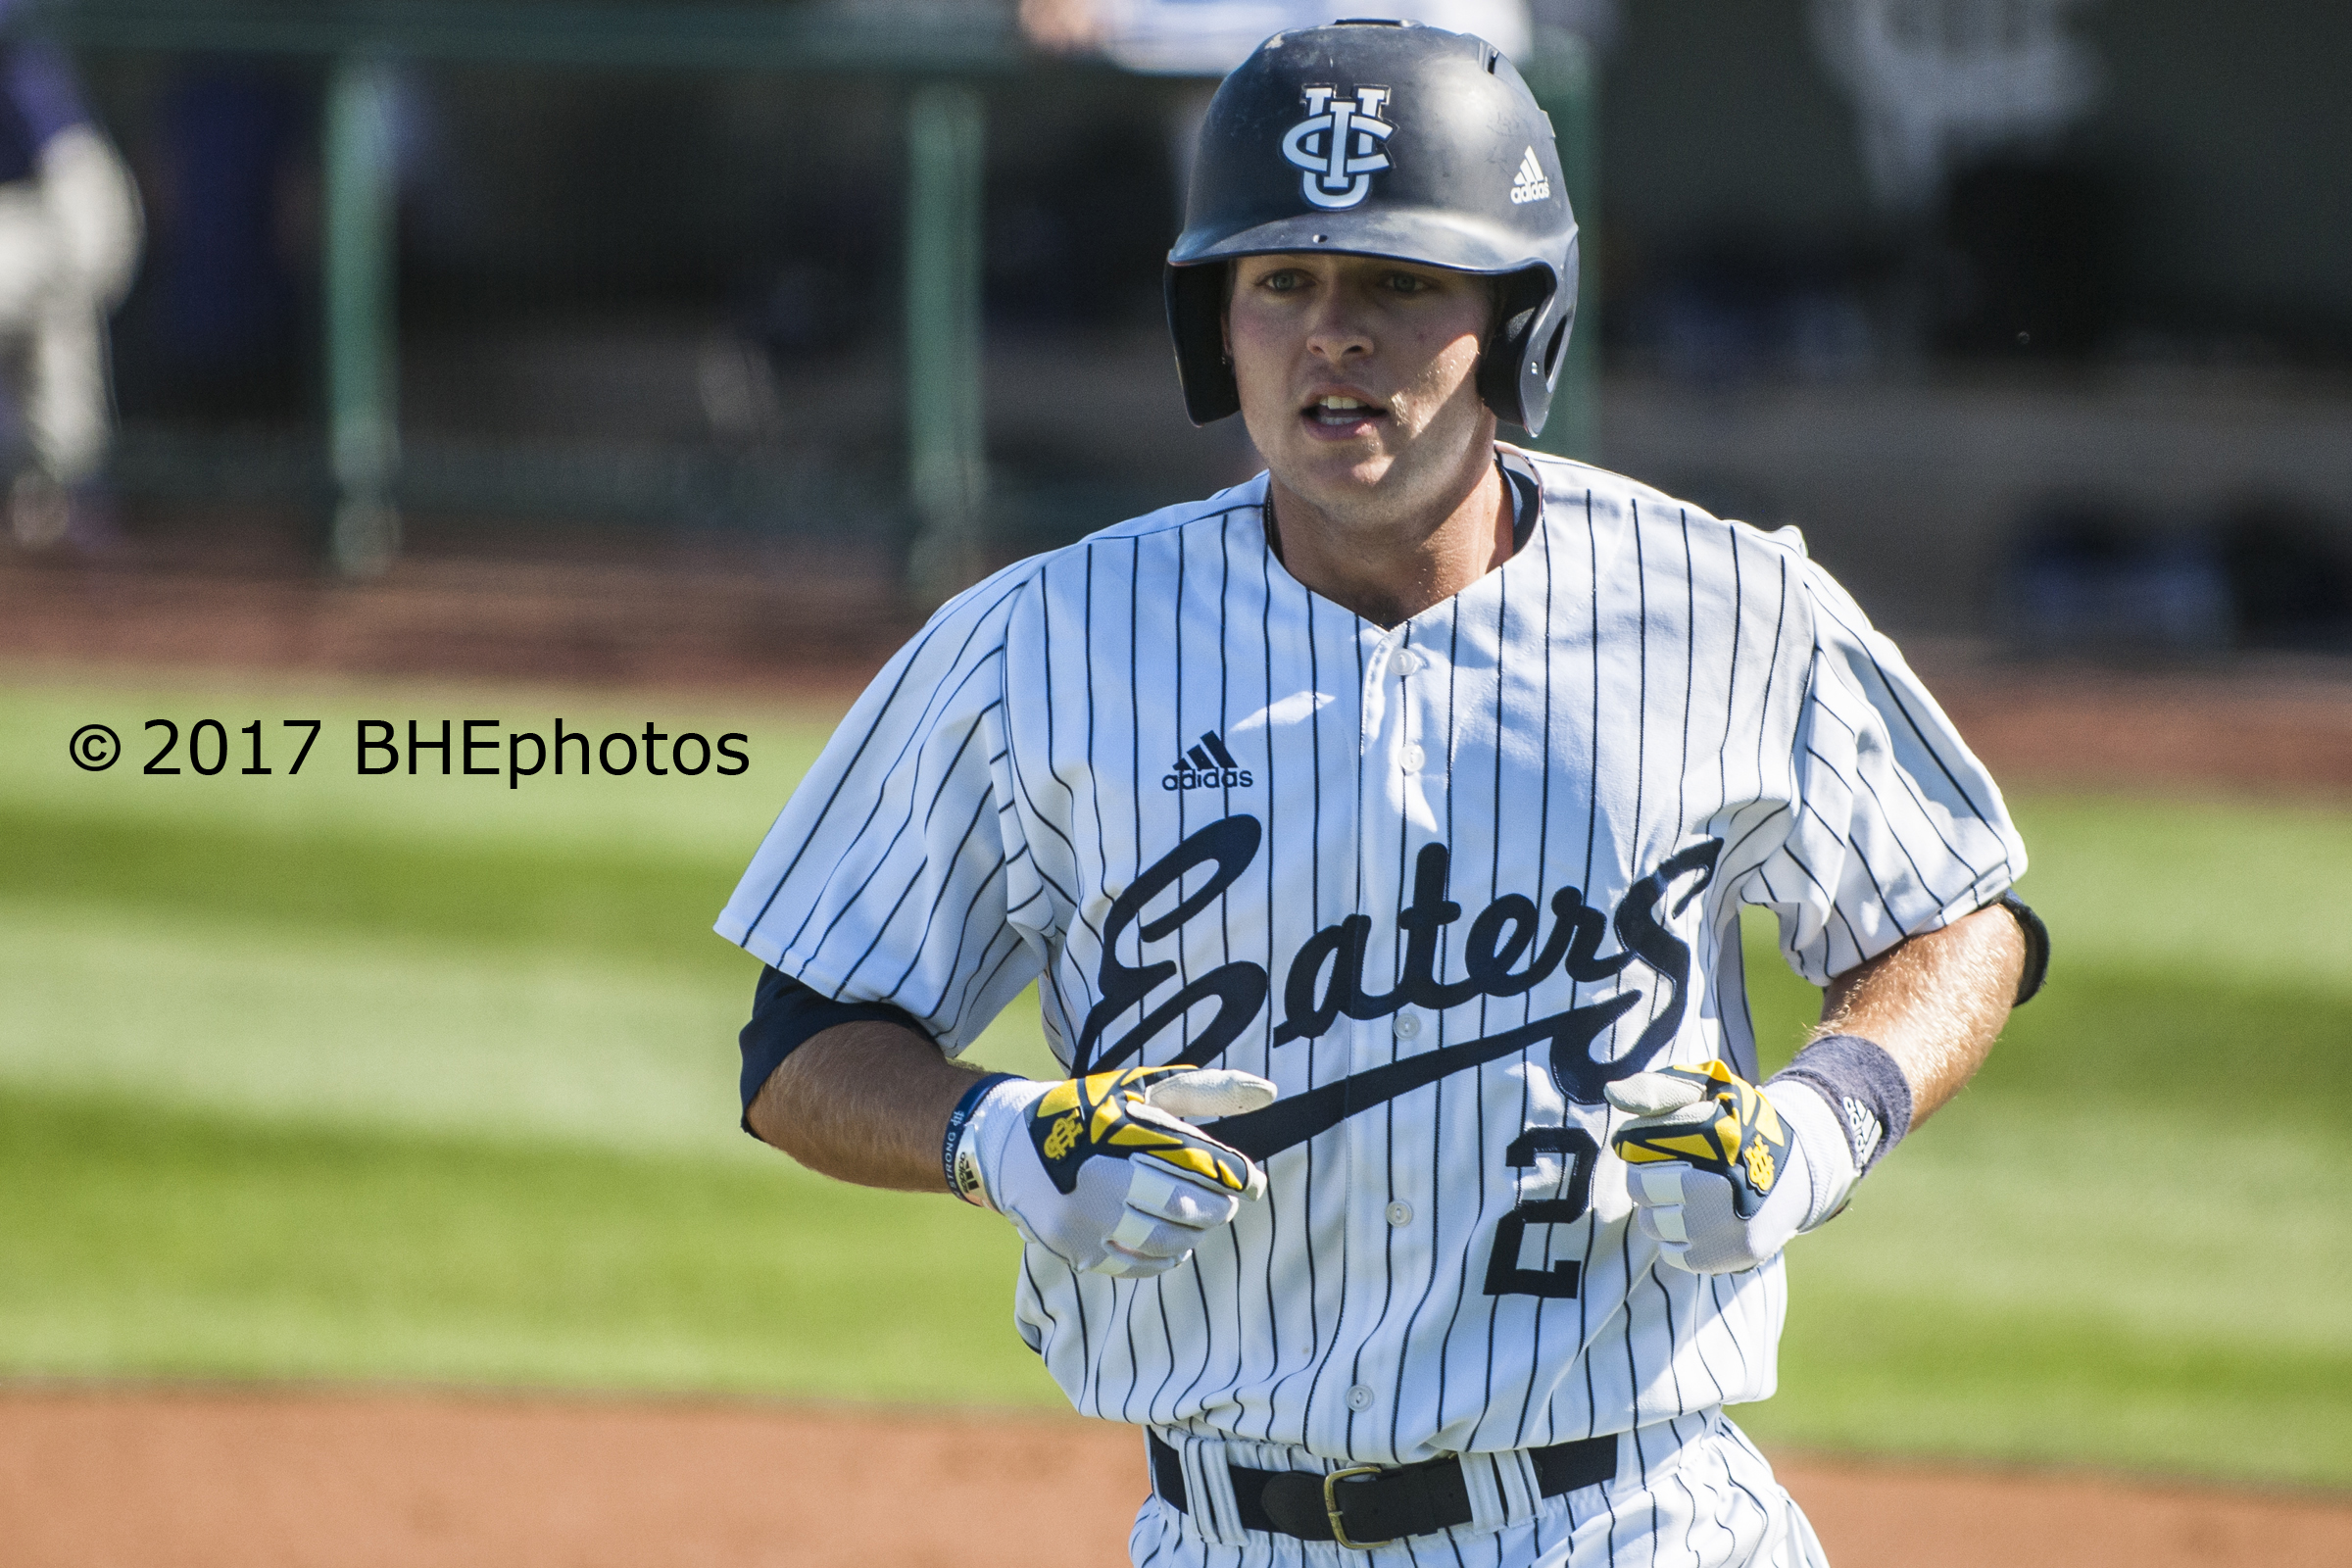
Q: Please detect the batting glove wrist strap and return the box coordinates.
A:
[1767,1032,1913,1179]
[1751,1077,1860,1236]
[944,1072,1019,1204]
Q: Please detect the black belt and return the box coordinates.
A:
[1148,1429,1618,1549]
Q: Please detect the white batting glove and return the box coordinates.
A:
[953,1066,1276,1278]
[1605,1061,1857,1275]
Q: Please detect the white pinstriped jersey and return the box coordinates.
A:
[717,447,2025,1466]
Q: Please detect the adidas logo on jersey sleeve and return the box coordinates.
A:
[1161,730,1253,792]
[1508,146,1551,205]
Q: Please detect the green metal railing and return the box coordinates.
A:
[902,81,988,602]
[322,55,400,571]
[26,0,1017,578]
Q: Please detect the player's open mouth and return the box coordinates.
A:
[1301,394,1388,434]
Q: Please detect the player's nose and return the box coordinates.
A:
[1301,292,1374,364]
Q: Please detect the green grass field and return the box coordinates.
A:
[2,673,2347,1486]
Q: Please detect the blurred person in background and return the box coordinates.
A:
[1016,0,1609,210]
[130,63,311,425]
[1018,0,1612,72]
[0,9,139,549]
[1021,0,1538,73]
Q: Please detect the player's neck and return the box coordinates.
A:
[1263,449,1512,628]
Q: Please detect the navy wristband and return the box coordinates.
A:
[1769,1033,1913,1177]
[943,1073,1018,1202]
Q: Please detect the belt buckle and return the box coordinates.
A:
[1322,1464,1389,1550]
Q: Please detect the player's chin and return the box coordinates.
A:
[1273,433,1397,495]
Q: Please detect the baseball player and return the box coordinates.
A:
[720,22,2046,1566]
[0,16,140,548]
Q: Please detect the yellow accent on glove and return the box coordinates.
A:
[1026,1065,1267,1199]
[1609,1060,1790,1216]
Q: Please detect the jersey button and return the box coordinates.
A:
[1385,1200,1413,1227]
[1392,1011,1421,1040]
[1394,649,1421,676]
[1398,743,1426,770]
[1347,1385,1376,1412]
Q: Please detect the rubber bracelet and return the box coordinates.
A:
[1768,1034,1912,1178]
[942,1072,1017,1204]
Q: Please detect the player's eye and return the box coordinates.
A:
[1258,270,1308,293]
[1385,271,1433,295]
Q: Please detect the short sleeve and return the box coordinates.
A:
[714,566,1051,1054]
[1746,564,2027,985]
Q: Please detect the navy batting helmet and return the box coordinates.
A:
[1164,20,1579,436]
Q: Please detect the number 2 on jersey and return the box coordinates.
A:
[1482,1126,1598,1299]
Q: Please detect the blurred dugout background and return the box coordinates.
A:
[0,0,2348,683]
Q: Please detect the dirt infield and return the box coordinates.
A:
[3,1388,2348,1568]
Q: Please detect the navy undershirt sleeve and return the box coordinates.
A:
[737,965,931,1141]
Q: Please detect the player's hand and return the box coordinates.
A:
[957,1065,1276,1278]
[1604,1061,1855,1275]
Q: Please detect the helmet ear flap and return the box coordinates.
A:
[1478,257,1574,437]
[1165,264,1240,426]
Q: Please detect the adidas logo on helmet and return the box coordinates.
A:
[1161,730,1253,792]
[1509,145,1551,205]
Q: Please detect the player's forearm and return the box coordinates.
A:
[746,1020,990,1192]
[1816,903,2024,1123]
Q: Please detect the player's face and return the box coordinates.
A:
[1225,252,1495,525]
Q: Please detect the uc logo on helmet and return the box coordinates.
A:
[1281,85,1395,210]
